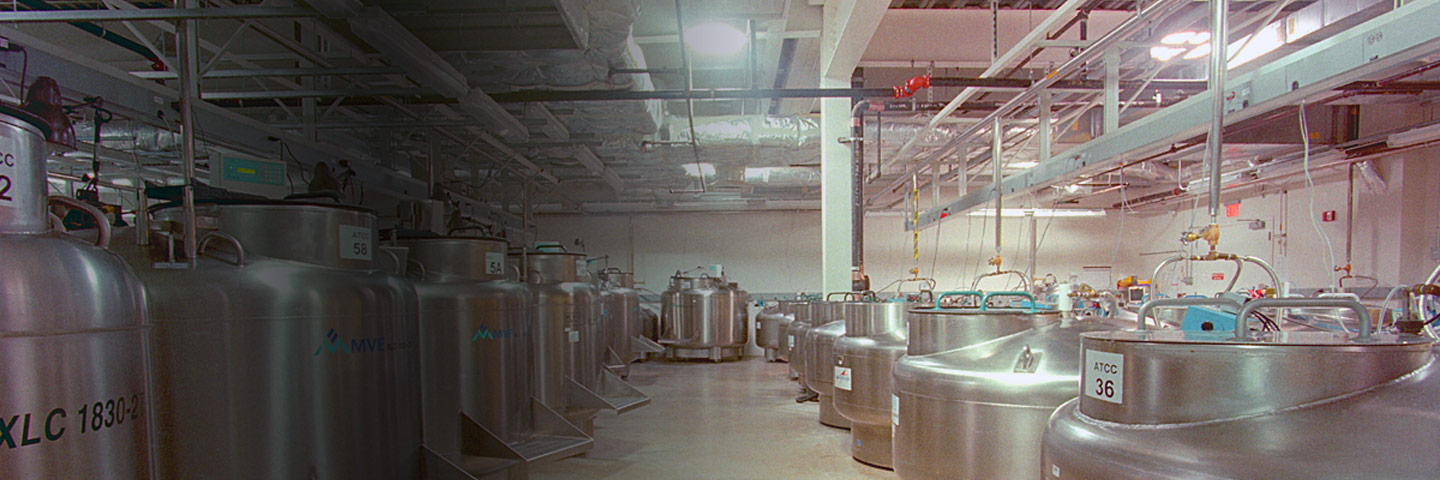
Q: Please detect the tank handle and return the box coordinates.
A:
[826,291,861,301]
[406,258,427,281]
[1135,297,1242,331]
[378,248,401,275]
[48,196,110,248]
[933,290,983,308]
[197,231,246,267]
[1235,297,1373,340]
[982,291,1037,313]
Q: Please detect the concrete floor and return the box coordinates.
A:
[530,357,899,480]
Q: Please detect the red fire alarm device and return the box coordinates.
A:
[1322,210,1337,222]
[1225,202,1240,218]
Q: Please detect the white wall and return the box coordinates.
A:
[536,148,1440,297]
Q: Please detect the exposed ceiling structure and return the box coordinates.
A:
[4,0,1440,224]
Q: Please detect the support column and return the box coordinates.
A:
[1038,90,1052,162]
[820,76,853,294]
[1103,48,1120,134]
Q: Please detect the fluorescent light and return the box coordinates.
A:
[1161,31,1196,45]
[1150,46,1186,62]
[1183,43,1211,60]
[682,162,715,177]
[966,208,1106,218]
[685,22,747,56]
[1008,161,1039,169]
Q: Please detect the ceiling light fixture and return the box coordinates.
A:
[1150,46,1186,62]
[1161,31,1197,45]
[1183,43,1212,60]
[683,162,716,177]
[684,22,747,56]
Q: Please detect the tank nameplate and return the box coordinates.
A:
[786,335,794,349]
[0,143,13,207]
[338,224,372,260]
[834,366,853,391]
[567,328,580,343]
[0,391,145,450]
[485,252,504,275]
[1084,349,1124,404]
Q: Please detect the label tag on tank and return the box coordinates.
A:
[1084,349,1125,404]
[485,252,505,275]
[834,366,852,391]
[0,137,14,207]
[787,335,793,349]
[568,329,580,343]
[891,394,899,425]
[338,224,372,260]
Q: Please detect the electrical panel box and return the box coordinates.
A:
[209,152,286,198]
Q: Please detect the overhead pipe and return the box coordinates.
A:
[488,77,1206,103]
[15,0,164,69]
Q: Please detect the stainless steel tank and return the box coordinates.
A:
[785,301,815,384]
[403,236,591,473]
[807,319,849,428]
[833,301,910,469]
[0,107,152,479]
[600,270,640,376]
[756,301,795,362]
[134,200,421,480]
[892,291,1120,480]
[524,252,649,435]
[1042,299,1440,480]
[661,275,747,361]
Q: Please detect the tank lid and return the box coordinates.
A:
[396,232,506,243]
[150,198,377,215]
[0,102,52,137]
[1082,329,1435,346]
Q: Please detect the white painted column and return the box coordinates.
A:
[820,77,853,294]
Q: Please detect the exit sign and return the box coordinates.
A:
[1212,272,1225,281]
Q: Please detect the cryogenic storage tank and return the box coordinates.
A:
[660,275,747,361]
[756,300,796,362]
[0,105,151,479]
[786,302,814,384]
[525,252,649,435]
[600,269,640,375]
[833,301,910,469]
[137,200,420,480]
[893,291,1120,480]
[403,236,590,473]
[1043,298,1440,480]
[806,320,849,428]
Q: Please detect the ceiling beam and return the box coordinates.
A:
[819,0,888,82]
[0,6,320,22]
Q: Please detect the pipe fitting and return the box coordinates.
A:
[892,75,931,98]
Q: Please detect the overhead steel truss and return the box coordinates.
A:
[910,0,1440,230]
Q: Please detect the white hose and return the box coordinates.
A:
[1299,102,1340,291]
